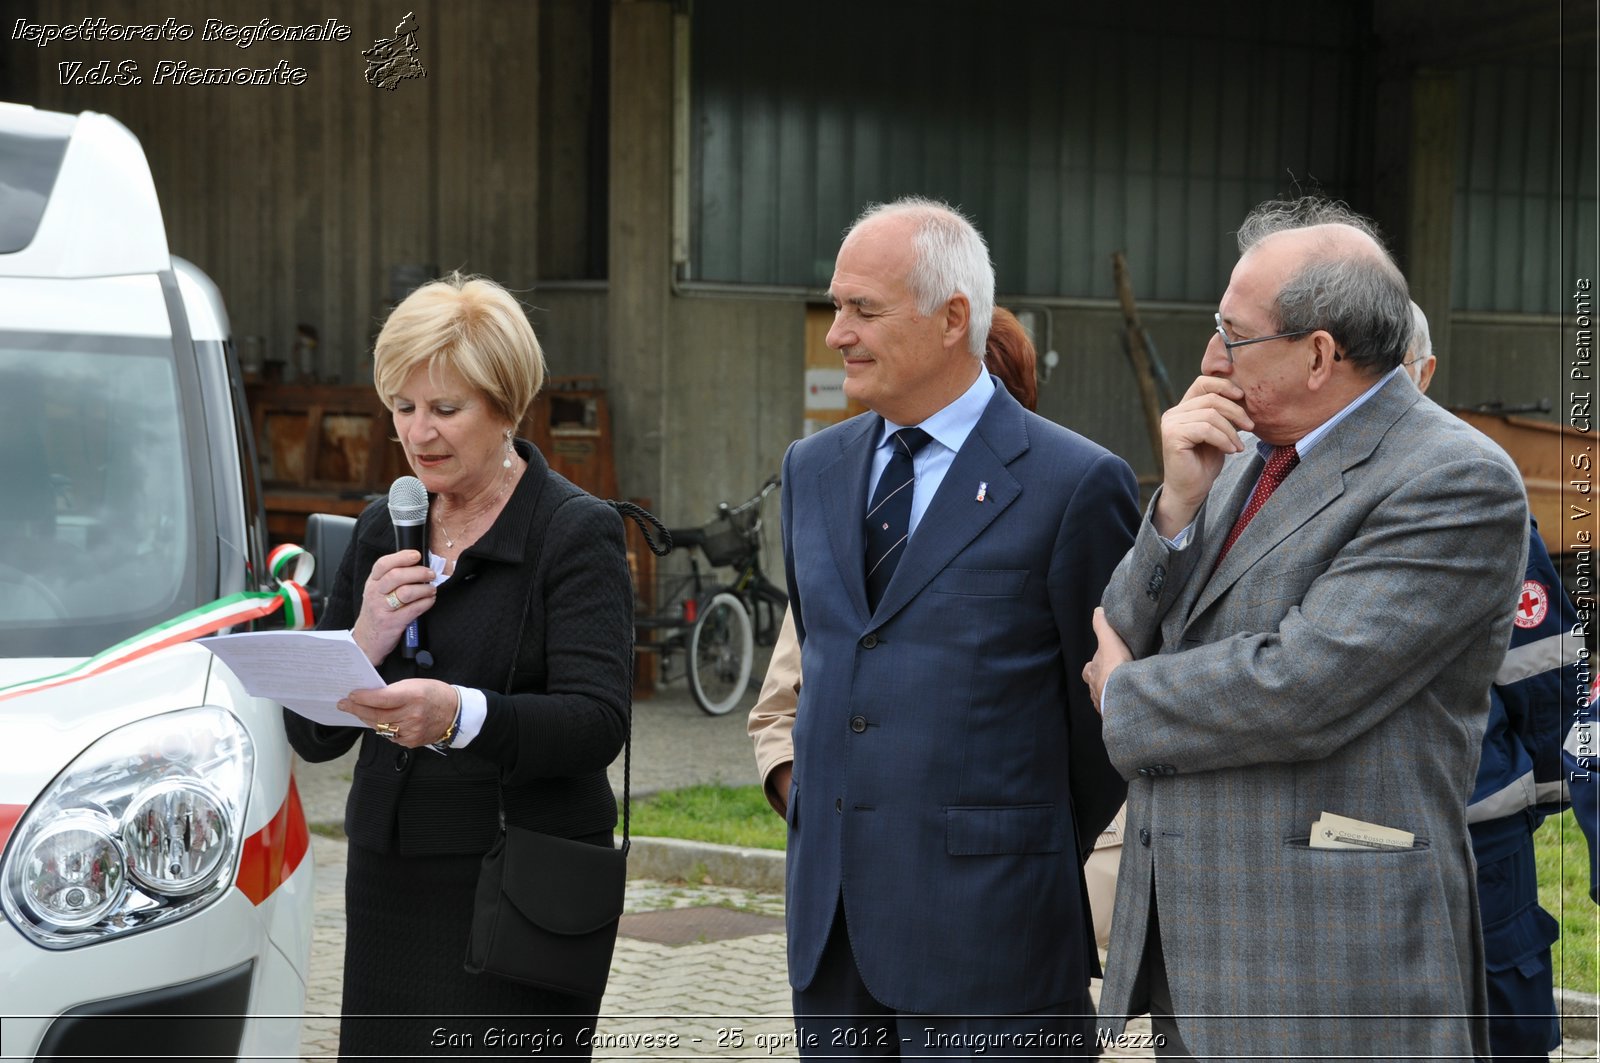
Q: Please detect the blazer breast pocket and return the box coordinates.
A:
[929,567,1028,597]
[1244,557,1333,606]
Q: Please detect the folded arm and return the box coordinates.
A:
[1102,455,1528,776]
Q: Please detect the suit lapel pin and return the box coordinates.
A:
[976,481,987,502]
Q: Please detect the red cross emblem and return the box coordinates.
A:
[1515,580,1548,629]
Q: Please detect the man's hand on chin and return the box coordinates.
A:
[1153,374,1251,538]
[1082,607,1132,716]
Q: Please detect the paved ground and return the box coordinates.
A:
[297,831,1157,1062]
[291,677,1597,1061]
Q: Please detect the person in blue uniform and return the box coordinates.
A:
[1567,681,1599,903]
[1405,301,1587,1061]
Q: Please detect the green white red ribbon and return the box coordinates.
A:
[268,543,314,629]
[0,545,317,705]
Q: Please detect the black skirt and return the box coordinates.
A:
[338,838,609,1059]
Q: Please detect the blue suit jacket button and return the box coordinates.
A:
[860,633,879,649]
[849,715,867,733]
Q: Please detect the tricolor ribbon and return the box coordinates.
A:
[0,545,318,705]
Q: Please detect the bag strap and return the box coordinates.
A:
[609,499,673,557]
[600,500,671,849]
[493,495,661,852]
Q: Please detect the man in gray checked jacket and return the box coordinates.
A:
[1083,196,1528,1060]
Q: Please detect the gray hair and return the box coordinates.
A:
[1235,196,1412,373]
[1235,195,1385,253]
[1408,300,1433,362]
[850,196,994,357]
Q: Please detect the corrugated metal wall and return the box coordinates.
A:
[4,0,1587,512]
[689,0,1368,303]
[1,0,603,384]
[1453,57,1598,313]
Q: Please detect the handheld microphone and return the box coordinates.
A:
[388,476,429,663]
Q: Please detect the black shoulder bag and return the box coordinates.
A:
[463,500,670,997]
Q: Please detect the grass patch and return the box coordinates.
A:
[631,784,786,851]
[307,822,346,840]
[1534,809,1598,995]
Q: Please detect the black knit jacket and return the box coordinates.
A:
[284,441,633,855]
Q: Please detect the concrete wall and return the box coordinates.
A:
[662,297,804,527]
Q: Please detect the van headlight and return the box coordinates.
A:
[16,815,127,929]
[2,707,253,949]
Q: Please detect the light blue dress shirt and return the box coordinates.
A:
[867,368,996,537]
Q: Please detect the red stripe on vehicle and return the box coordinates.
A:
[235,776,310,906]
[0,804,23,856]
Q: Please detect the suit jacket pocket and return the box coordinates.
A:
[946,804,1063,855]
[1282,835,1431,852]
[929,567,1028,597]
[1244,558,1333,605]
[1272,836,1466,1023]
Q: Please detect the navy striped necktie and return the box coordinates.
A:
[865,426,932,612]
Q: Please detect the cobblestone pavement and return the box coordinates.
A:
[297,835,1161,1062]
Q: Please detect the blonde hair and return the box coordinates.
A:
[372,272,545,424]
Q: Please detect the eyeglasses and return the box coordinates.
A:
[1214,312,1314,365]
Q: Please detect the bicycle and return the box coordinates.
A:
[635,474,787,715]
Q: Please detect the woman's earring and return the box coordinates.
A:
[503,428,514,469]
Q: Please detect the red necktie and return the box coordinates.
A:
[1213,445,1299,570]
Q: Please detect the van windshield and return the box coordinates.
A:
[0,333,195,659]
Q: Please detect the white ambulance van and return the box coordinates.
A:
[0,104,313,1060]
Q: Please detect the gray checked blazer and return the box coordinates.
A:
[1095,371,1528,1060]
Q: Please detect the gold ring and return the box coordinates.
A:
[385,591,402,611]
[374,722,397,736]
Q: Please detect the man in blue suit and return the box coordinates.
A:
[771,196,1139,1055]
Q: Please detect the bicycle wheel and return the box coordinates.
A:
[687,591,754,716]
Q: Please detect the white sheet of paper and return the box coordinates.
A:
[1308,811,1415,851]
[198,629,385,729]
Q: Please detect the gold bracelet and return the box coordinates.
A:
[435,687,462,746]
